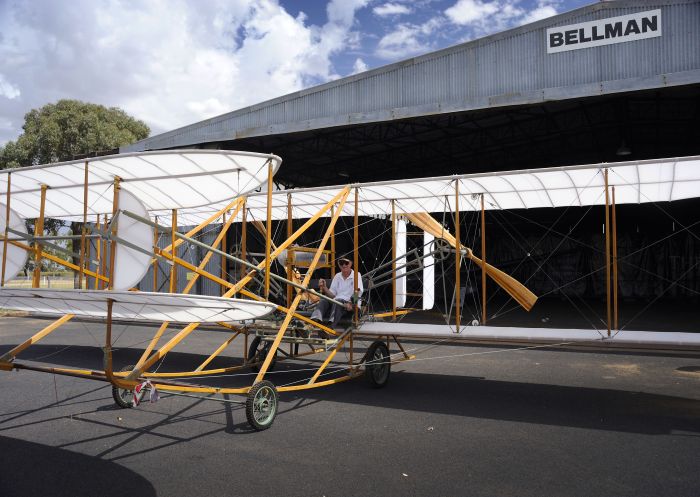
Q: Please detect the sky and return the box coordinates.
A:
[0,0,592,146]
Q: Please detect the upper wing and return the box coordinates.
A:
[0,150,281,225]
[232,155,700,221]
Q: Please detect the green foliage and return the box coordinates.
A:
[0,100,150,277]
[0,99,150,169]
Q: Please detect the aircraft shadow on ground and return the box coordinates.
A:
[0,435,156,497]
[1,343,699,437]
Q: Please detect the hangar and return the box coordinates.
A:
[122,0,700,328]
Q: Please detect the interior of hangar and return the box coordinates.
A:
[216,84,700,188]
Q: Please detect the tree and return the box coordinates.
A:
[0,99,149,168]
[0,100,150,281]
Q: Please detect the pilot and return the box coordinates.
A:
[310,256,363,334]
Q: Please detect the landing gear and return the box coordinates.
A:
[364,340,390,388]
[248,336,277,372]
[246,380,278,431]
[112,365,135,408]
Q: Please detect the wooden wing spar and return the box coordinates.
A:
[403,212,537,311]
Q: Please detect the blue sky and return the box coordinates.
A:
[0,0,592,145]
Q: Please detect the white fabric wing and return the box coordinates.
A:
[231,156,700,222]
[113,189,154,291]
[0,203,29,282]
[0,150,281,226]
[0,289,276,323]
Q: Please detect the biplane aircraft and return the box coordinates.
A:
[1,150,700,430]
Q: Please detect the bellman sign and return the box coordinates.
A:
[547,9,661,54]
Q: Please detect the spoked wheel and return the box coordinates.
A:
[248,336,277,372]
[112,365,135,408]
[364,340,391,388]
[246,380,278,431]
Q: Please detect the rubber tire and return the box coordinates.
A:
[246,380,278,431]
[112,365,135,408]
[364,341,391,388]
[248,336,277,372]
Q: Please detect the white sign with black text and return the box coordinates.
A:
[547,9,661,54]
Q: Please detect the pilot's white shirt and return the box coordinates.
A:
[329,270,363,301]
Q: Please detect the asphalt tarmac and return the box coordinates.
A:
[1,315,699,497]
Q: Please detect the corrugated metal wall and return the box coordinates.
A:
[123,0,700,153]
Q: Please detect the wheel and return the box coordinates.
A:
[112,365,135,408]
[248,336,277,372]
[364,341,390,388]
[246,380,278,431]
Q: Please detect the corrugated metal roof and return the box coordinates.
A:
[123,0,700,153]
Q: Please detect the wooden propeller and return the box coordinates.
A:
[403,212,537,312]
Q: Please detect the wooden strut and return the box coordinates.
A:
[221,211,227,295]
[308,333,351,384]
[265,160,273,299]
[85,224,91,289]
[352,187,359,369]
[94,214,101,289]
[481,193,486,325]
[152,215,158,292]
[104,299,116,385]
[99,215,108,289]
[240,198,247,297]
[195,332,241,371]
[392,199,397,321]
[612,185,618,331]
[287,193,293,356]
[241,199,248,360]
[78,161,88,289]
[455,181,460,331]
[604,169,611,337]
[331,205,336,278]
[170,209,178,293]
[287,193,293,308]
[32,184,48,288]
[391,336,414,360]
[107,178,120,290]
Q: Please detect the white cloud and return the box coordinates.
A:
[351,58,369,74]
[444,0,559,37]
[373,3,412,17]
[445,0,500,25]
[0,0,369,145]
[0,74,21,99]
[521,2,558,24]
[375,17,443,60]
